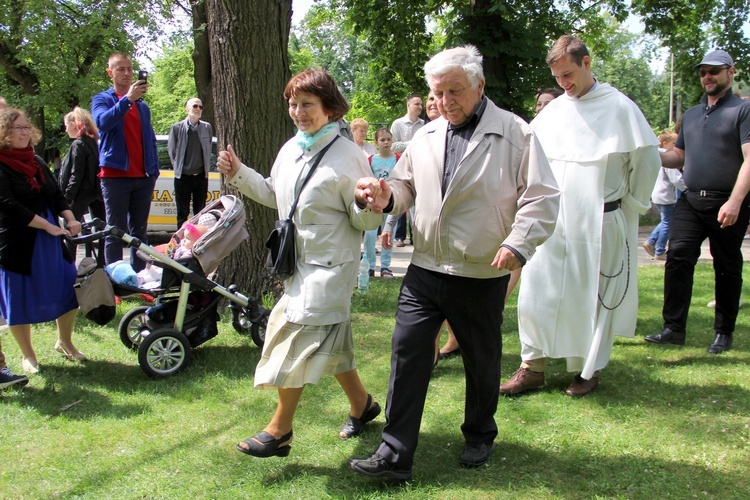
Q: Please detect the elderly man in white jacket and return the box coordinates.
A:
[349,45,560,480]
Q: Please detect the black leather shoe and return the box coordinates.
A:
[644,328,686,345]
[707,333,733,354]
[348,453,412,480]
[459,441,495,468]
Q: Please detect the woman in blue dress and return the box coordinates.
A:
[0,108,84,374]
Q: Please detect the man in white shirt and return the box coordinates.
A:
[389,94,424,154]
[390,95,424,245]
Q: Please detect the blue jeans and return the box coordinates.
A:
[648,203,676,255]
[364,215,392,270]
[101,176,157,272]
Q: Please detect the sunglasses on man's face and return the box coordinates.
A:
[192,104,204,109]
[698,66,729,77]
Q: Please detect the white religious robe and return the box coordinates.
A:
[518,83,660,379]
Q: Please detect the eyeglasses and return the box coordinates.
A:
[192,104,204,109]
[698,66,729,77]
[12,126,32,133]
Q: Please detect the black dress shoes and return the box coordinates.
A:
[707,333,733,354]
[348,453,412,480]
[459,441,495,468]
[644,328,686,345]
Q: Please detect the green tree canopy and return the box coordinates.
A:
[0,0,171,157]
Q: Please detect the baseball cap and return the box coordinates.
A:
[694,49,734,69]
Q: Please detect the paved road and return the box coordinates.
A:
[369,227,750,279]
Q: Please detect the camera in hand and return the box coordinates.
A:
[138,70,148,82]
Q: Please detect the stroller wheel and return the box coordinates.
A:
[138,328,192,378]
[250,310,270,348]
[118,306,151,350]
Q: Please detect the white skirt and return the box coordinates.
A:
[254,295,357,389]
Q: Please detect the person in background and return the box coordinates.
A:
[642,130,684,261]
[0,96,28,389]
[390,94,424,247]
[217,69,383,459]
[59,107,106,255]
[168,97,214,229]
[535,88,563,115]
[645,49,750,354]
[364,128,399,278]
[91,53,158,273]
[349,45,559,479]
[0,108,85,374]
[350,118,377,158]
[506,35,660,397]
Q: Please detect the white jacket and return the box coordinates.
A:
[229,133,381,325]
[387,98,559,279]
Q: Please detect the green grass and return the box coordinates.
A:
[2,263,749,498]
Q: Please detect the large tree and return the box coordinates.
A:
[0,0,168,157]
[205,0,293,296]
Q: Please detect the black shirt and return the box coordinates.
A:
[677,89,750,192]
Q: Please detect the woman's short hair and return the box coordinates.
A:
[0,108,42,149]
[65,106,99,141]
[424,45,484,90]
[350,118,369,131]
[284,69,350,122]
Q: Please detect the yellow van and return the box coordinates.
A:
[149,135,221,232]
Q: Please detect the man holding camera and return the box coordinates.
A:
[168,98,213,229]
[91,53,159,272]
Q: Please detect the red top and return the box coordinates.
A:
[99,93,146,178]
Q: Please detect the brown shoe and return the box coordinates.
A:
[565,373,599,397]
[499,367,544,395]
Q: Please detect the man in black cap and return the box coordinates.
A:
[646,49,750,354]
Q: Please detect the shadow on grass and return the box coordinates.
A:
[259,432,747,497]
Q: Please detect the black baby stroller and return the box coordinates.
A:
[72,195,270,378]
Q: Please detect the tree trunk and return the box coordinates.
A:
[191,0,214,127]
[206,0,293,297]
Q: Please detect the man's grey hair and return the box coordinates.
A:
[424,45,484,89]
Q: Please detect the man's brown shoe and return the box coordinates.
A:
[565,373,599,397]
[499,367,544,395]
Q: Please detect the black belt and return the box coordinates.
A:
[603,200,621,213]
[685,189,731,198]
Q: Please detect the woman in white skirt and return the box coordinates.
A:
[217,69,384,458]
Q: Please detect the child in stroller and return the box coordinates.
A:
[72,195,271,378]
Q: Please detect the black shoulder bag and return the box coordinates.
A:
[265,136,338,280]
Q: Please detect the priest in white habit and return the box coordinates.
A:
[503,35,661,397]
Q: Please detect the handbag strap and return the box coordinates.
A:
[286,135,339,220]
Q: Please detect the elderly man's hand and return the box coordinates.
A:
[491,247,522,271]
[355,177,392,212]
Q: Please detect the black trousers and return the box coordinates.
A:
[376,264,508,468]
[662,191,750,335]
[174,173,209,229]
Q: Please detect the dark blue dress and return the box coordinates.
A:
[0,207,78,325]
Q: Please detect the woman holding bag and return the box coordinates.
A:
[0,108,85,374]
[218,69,383,458]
